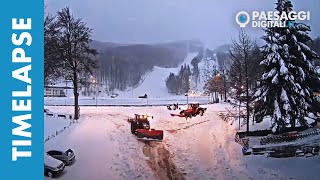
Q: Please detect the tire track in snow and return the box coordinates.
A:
[143,142,185,180]
[165,120,210,133]
[108,112,185,180]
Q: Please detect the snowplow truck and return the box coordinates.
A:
[129,114,163,141]
[172,102,207,118]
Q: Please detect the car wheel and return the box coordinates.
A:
[47,171,54,178]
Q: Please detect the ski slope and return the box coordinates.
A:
[116,53,198,98]
[193,54,218,92]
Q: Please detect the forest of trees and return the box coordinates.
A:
[166,64,192,94]
[95,41,203,93]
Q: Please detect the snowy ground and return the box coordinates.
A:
[44,104,320,180]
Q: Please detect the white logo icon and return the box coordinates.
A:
[236,11,250,28]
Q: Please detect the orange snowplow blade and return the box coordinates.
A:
[170,113,186,117]
[136,129,163,141]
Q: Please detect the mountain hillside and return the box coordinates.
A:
[116,53,199,97]
[93,40,208,92]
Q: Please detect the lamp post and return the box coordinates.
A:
[185,93,189,105]
[95,89,98,107]
[186,78,191,105]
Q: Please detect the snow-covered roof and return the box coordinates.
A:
[45,81,73,89]
[45,85,73,89]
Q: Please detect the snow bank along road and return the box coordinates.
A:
[45,104,320,180]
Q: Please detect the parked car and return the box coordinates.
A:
[44,154,65,178]
[44,108,54,114]
[47,149,75,166]
[138,94,147,98]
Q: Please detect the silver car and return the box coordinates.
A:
[44,154,65,178]
[47,149,75,166]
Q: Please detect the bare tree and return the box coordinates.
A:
[228,30,261,132]
[44,14,62,84]
[56,7,98,119]
[216,52,230,101]
[204,74,224,102]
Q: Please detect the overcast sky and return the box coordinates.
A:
[46,0,320,49]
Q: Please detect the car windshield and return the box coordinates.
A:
[188,104,199,108]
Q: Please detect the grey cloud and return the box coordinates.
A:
[46,0,320,49]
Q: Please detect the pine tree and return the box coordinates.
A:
[254,0,320,132]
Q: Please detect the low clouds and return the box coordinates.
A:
[46,0,320,48]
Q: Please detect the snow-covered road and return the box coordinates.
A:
[45,104,320,180]
[162,108,254,180]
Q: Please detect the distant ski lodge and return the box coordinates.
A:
[45,85,73,97]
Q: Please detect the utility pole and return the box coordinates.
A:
[65,80,67,106]
[95,89,98,107]
[239,100,241,130]
[186,93,189,105]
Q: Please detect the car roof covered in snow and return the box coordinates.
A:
[44,154,62,167]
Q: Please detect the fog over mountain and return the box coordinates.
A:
[46,0,320,49]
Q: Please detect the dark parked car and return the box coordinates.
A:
[44,154,65,178]
[47,149,75,166]
[138,94,147,98]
